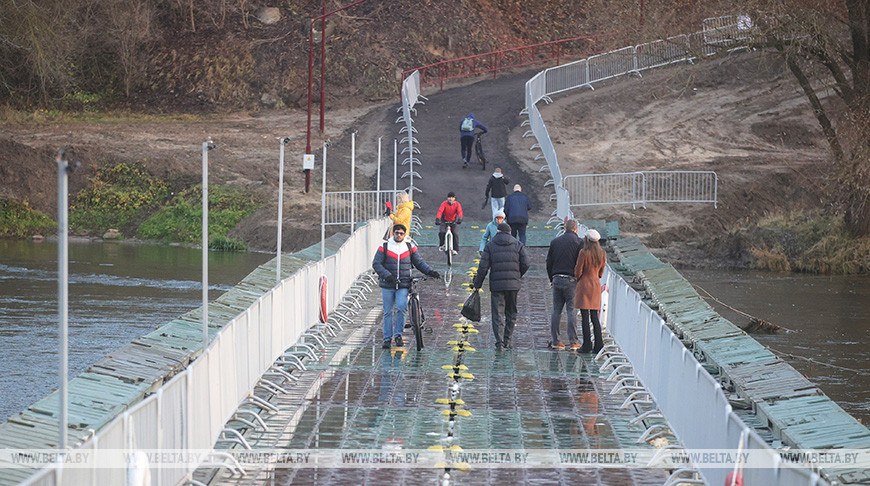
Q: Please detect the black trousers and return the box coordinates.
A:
[460,135,474,163]
[438,222,460,250]
[491,290,518,347]
[509,222,527,244]
[579,309,603,352]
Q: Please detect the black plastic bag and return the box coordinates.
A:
[461,289,481,322]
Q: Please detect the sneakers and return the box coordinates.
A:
[394,335,404,347]
[569,343,582,350]
[439,245,446,251]
[451,249,458,255]
[552,341,566,350]
[382,339,391,349]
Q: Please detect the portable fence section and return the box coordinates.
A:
[563,171,717,209]
[642,171,718,206]
[636,36,690,71]
[323,191,398,226]
[587,46,637,83]
[544,59,588,97]
[562,172,642,208]
[702,15,755,49]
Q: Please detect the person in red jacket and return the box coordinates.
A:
[435,191,463,254]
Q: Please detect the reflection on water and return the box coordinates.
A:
[680,268,870,425]
[0,239,270,422]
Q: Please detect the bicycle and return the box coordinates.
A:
[443,221,457,266]
[474,132,488,171]
[408,278,425,351]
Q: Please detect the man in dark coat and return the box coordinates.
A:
[545,219,583,350]
[473,223,530,351]
[484,168,510,218]
[504,184,532,244]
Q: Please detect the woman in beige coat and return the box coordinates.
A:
[574,229,606,353]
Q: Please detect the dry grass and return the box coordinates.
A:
[744,209,870,274]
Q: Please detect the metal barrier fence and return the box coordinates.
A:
[525,17,747,221]
[603,266,827,486]
[323,190,400,226]
[23,219,392,486]
[563,171,718,209]
[399,71,423,199]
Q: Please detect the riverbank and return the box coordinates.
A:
[3,52,868,273]
[526,50,870,273]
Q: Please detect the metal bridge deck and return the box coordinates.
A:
[201,247,669,485]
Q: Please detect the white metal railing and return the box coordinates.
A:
[563,171,718,209]
[22,218,392,486]
[603,266,827,486]
[525,17,753,220]
[324,190,400,226]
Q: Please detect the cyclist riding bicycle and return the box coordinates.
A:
[372,224,440,349]
[435,191,463,255]
[459,113,487,168]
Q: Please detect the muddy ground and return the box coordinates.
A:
[0,50,830,266]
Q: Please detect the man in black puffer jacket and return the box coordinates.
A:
[473,223,530,351]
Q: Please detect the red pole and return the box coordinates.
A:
[319,1,326,133]
[640,0,645,29]
[306,26,314,155]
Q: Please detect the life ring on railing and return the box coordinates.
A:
[319,276,328,323]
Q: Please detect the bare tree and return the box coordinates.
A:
[105,0,156,98]
[751,0,870,235]
[590,0,870,235]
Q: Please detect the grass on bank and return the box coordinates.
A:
[0,198,56,238]
[744,209,870,274]
[70,162,171,235]
[137,185,260,251]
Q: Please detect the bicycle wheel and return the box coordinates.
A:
[410,296,424,350]
[445,229,453,266]
[475,136,487,171]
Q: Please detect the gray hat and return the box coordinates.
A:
[586,229,601,241]
[497,223,511,233]
[494,210,505,219]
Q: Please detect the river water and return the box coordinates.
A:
[680,269,870,426]
[1,240,867,431]
[0,239,270,423]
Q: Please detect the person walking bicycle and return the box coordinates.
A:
[459,113,487,168]
[373,224,440,349]
[546,219,583,350]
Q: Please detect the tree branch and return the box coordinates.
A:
[779,47,846,163]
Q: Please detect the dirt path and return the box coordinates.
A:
[381,71,551,225]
